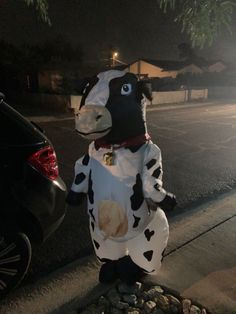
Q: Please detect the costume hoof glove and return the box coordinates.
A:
[159,193,177,212]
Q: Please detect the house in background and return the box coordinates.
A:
[123,58,227,79]
[206,60,227,73]
[124,59,204,79]
[36,59,228,94]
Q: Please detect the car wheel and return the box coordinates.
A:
[0,232,32,298]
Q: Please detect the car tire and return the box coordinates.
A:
[0,232,32,298]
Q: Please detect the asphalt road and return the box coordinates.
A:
[25,101,236,282]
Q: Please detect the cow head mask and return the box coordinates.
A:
[75,70,152,143]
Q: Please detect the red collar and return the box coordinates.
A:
[95,133,151,150]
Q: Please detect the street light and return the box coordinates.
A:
[112,52,118,67]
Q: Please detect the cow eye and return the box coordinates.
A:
[121,84,132,95]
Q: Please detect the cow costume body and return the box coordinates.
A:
[67,70,176,284]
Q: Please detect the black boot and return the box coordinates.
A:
[99,260,118,284]
[117,255,146,285]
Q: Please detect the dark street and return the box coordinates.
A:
[25,100,236,282]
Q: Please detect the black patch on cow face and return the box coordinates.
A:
[89,208,95,221]
[133,215,141,228]
[82,154,90,165]
[91,220,95,231]
[136,80,152,101]
[93,240,100,250]
[144,229,155,241]
[103,73,147,143]
[152,167,161,179]
[130,174,144,211]
[126,143,145,153]
[143,250,153,262]
[74,173,86,185]
[146,159,157,170]
[80,76,99,109]
[88,170,94,204]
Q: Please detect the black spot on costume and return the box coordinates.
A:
[74,173,86,185]
[144,229,155,241]
[130,174,144,211]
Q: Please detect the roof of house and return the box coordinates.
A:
[142,59,190,71]
[130,58,227,71]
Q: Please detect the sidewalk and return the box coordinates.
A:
[0,190,235,313]
[153,190,236,314]
[16,99,229,123]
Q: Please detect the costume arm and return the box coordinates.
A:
[66,153,90,206]
[142,143,176,212]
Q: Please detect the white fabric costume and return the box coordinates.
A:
[71,140,169,274]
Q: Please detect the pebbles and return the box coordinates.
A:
[78,282,208,314]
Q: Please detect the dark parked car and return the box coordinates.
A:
[0,93,67,297]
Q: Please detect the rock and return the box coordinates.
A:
[110,307,123,314]
[125,309,141,314]
[190,305,201,314]
[98,295,109,309]
[116,300,130,310]
[151,285,164,294]
[144,300,157,313]
[153,309,164,314]
[154,294,170,311]
[165,294,181,307]
[107,288,121,305]
[169,304,181,313]
[145,286,164,300]
[142,290,150,301]
[122,294,138,306]
[118,282,142,295]
[136,297,145,309]
[182,299,192,314]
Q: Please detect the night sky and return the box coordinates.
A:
[0,0,236,64]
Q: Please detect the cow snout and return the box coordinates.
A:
[75,105,112,140]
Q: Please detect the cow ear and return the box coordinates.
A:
[137,80,153,101]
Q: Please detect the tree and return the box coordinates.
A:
[159,0,236,48]
[22,0,236,49]
[178,43,196,60]
[23,0,50,24]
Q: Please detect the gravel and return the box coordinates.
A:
[77,281,209,314]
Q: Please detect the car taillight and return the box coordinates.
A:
[28,146,59,180]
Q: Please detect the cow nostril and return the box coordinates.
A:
[96,114,103,121]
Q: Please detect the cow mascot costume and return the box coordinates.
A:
[67,70,176,285]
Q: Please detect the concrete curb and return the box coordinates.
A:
[24,100,223,123]
[0,256,105,314]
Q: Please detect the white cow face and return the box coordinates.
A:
[75,104,112,140]
[75,70,125,140]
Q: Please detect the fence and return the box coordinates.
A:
[14,89,208,112]
[208,86,236,99]
[152,89,208,105]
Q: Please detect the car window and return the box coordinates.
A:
[0,102,44,145]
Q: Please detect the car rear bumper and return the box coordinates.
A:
[11,165,67,242]
[42,211,66,241]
